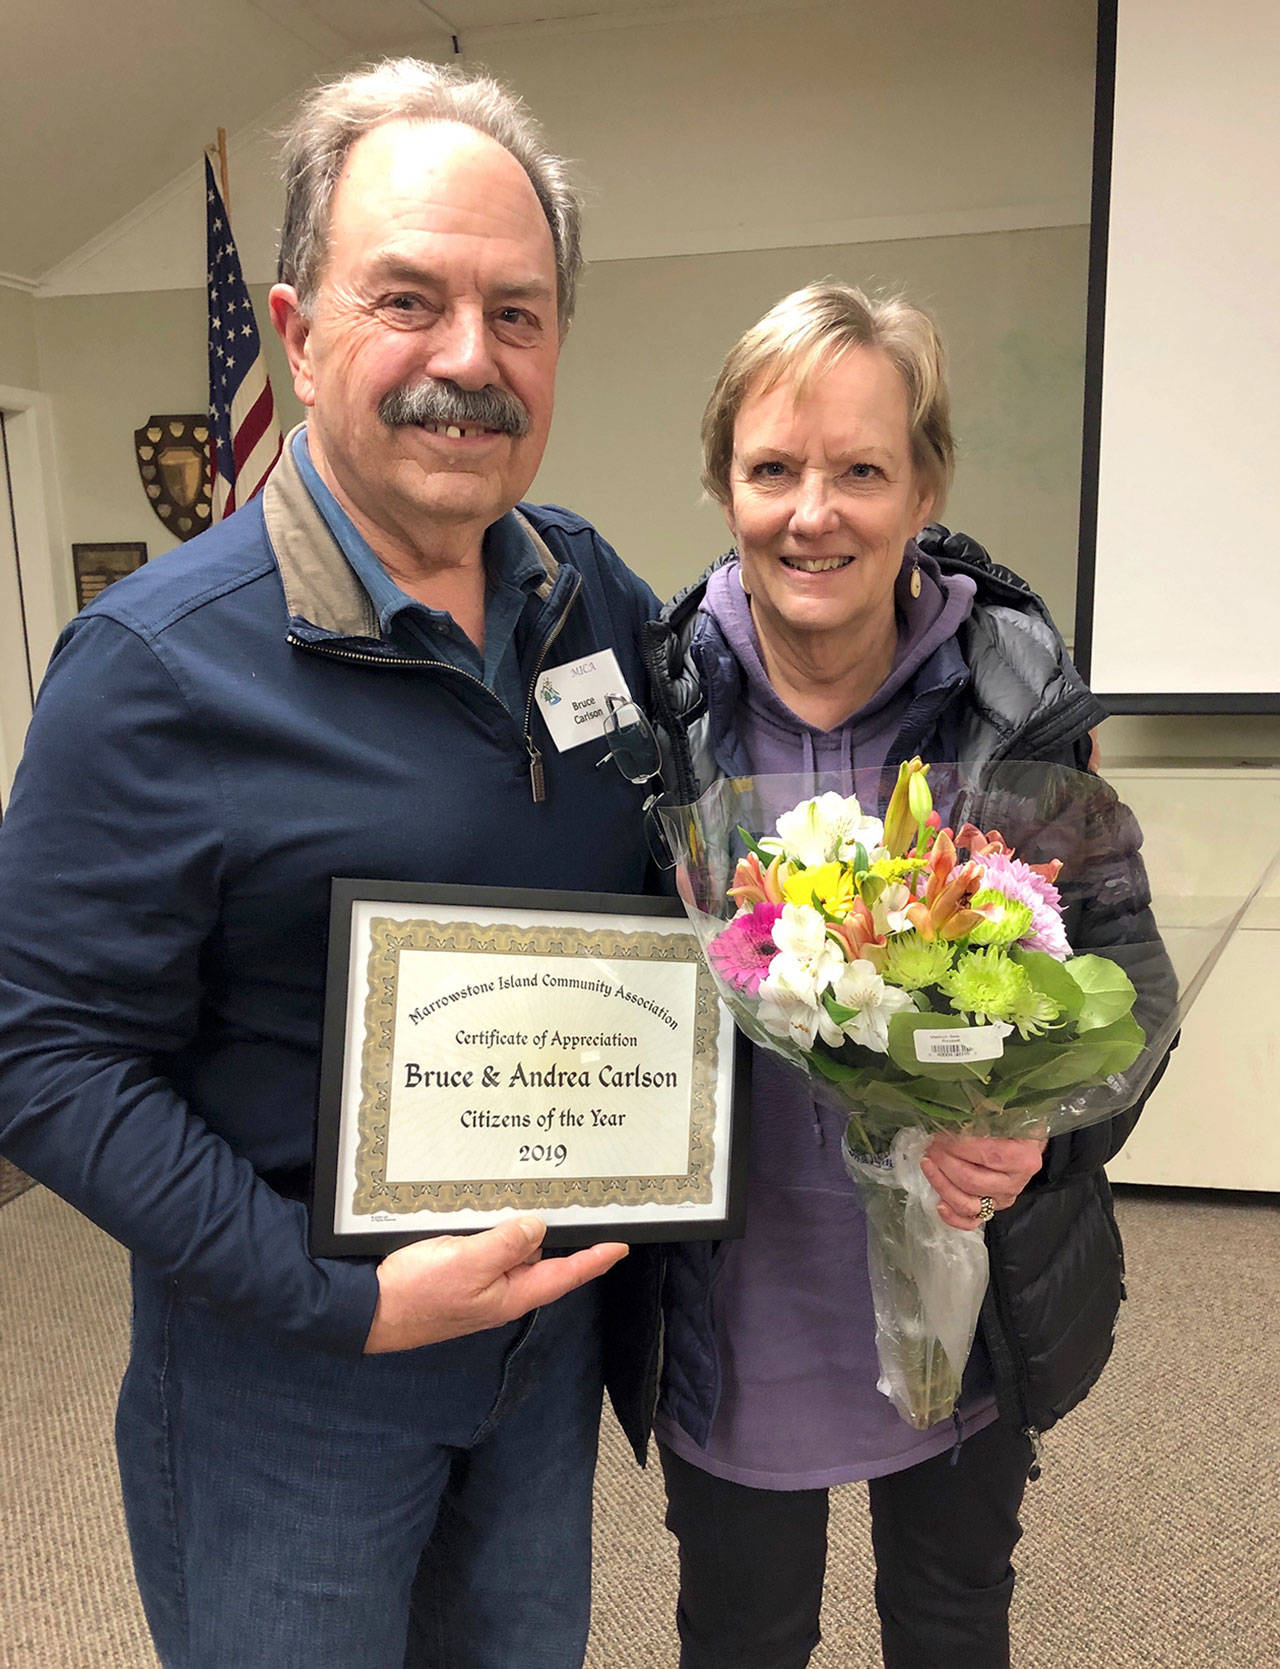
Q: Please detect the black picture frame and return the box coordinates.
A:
[311,879,750,1256]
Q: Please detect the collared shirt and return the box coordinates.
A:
[290,428,547,715]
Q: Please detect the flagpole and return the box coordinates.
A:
[205,129,231,215]
[216,127,230,215]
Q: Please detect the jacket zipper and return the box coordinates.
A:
[1024,1423,1044,1480]
[979,1223,1042,1478]
[287,570,582,806]
[519,570,582,804]
[642,620,704,807]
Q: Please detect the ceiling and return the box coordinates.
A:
[1,0,753,287]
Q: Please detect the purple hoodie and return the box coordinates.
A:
[654,547,998,1488]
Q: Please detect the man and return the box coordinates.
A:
[0,59,661,1669]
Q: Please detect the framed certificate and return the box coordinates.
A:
[310,880,749,1255]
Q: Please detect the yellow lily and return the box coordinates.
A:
[882,757,931,856]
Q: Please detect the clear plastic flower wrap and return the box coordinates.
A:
[658,760,1274,1430]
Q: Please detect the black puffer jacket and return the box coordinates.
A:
[643,526,1176,1453]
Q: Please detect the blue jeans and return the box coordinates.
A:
[116,1261,604,1669]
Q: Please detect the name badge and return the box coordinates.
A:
[534,649,631,751]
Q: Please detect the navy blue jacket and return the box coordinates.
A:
[0,444,659,1368]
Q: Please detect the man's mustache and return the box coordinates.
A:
[378,379,531,438]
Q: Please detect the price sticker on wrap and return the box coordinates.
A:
[913,1026,1009,1064]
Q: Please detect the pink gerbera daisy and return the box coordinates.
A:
[974,851,1071,959]
[708,903,784,994]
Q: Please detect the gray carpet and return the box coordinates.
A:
[2,1185,1277,1667]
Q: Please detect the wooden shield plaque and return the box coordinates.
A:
[134,414,213,541]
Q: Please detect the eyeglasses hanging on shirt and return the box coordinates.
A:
[598,694,673,870]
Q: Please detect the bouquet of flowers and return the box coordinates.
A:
[659,760,1183,1429]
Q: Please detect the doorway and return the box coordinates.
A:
[0,409,36,811]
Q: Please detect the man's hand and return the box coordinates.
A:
[363,1215,628,1353]
[921,1132,1048,1232]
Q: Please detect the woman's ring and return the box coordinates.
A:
[977,1196,996,1223]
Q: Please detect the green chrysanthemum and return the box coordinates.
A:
[966,889,1035,949]
[941,947,1061,1036]
[882,931,956,991]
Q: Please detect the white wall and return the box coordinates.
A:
[537,226,1091,614]
[0,287,39,387]
[34,287,301,561]
[28,1,1099,596]
[40,1,1097,294]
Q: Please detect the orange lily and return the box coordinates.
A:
[954,823,1003,859]
[828,899,887,970]
[903,842,990,941]
[924,827,959,890]
[728,851,786,908]
[955,821,1062,886]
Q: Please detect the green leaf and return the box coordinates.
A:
[861,1078,973,1123]
[996,1048,1102,1098]
[859,873,887,906]
[809,1051,864,1085]
[1063,955,1138,1032]
[998,1012,1146,1098]
[1075,1011,1147,1073]
[736,825,773,864]
[898,1077,980,1113]
[822,992,857,1026]
[1011,949,1084,1023]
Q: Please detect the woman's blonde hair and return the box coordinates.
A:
[700,281,955,511]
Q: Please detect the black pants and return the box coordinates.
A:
[659,1419,1032,1669]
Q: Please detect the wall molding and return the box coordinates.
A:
[587,201,1090,267]
[38,197,1089,300]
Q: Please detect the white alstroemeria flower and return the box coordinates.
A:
[817,957,917,1053]
[757,956,826,1049]
[834,813,886,863]
[772,903,844,989]
[760,792,876,867]
[871,880,914,937]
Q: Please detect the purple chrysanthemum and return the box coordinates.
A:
[708,903,784,994]
[974,852,1071,959]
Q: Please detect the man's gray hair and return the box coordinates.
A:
[278,57,584,330]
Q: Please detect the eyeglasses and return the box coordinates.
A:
[601,693,662,784]
[598,693,673,869]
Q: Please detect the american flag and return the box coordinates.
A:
[206,154,281,519]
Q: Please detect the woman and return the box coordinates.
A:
[644,283,1168,1669]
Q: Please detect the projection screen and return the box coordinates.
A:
[1074,0,1280,713]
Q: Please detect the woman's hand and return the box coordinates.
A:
[920,1132,1048,1231]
